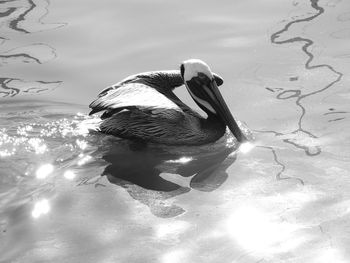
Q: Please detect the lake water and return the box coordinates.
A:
[1,0,350,262]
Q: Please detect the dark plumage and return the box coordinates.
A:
[89,60,246,145]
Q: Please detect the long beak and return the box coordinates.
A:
[186,74,247,143]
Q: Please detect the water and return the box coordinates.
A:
[1,0,350,262]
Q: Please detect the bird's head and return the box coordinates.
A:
[180,59,246,142]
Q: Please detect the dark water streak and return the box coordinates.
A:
[0,78,20,96]
[258,146,305,185]
[0,78,62,97]
[254,0,343,185]
[0,7,16,17]
[0,0,65,97]
[0,0,17,3]
[270,0,343,156]
[8,0,36,34]
[0,53,41,63]
[328,117,345,123]
[323,111,347,115]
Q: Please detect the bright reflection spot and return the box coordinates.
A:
[28,138,47,154]
[239,142,255,154]
[77,155,92,166]
[226,135,236,146]
[63,170,76,180]
[76,117,101,135]
[0,149,15,157]
[17,125,33,136]
[61,129,69,137]
[166,157,193,164]
[161,250,188,263]
[36,164,54,179]
[76,139,88,150]
[31,199,50,218]
[156,221,190,240]
[314,247,346,263]
[226,206,299,253]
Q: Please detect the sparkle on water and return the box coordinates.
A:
[63,170,76,180]
[165,156,193,164]
[1,0,350,262]
[225,205,300,254]
[28,138,47,154]
[77,154,92,166]
[161,250,189,263]
[155,221,190,240]
[31,199,51,219]
[76,139,88,150]
[239,141,255,154]
[35,164,54,179]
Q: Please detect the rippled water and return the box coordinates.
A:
[1,0,350,262]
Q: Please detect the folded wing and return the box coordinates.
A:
[89,82,183,115]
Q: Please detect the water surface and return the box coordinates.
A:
[1,0,350,262]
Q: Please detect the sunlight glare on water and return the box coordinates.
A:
[1,0,350,262]
[31,199,51,219]
[27,138,48,154]
[161,250,189,263]
[35,164,54,179]
[165,157,193,164]
[77,154,92,166]
[313,248,347,263]
[239,141,255,154]
[63,170,76,180]
[76,139,88,150]
[155,221,190,240]
[225,205,301,254]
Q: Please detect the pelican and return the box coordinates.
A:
[89,59,247,145]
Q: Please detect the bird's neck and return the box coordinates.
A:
[142,70,184,91]
[198,114,227,143]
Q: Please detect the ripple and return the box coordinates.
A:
[0,43,57,65]
[0,0,65,98]
[4,0,66,34]
[270,0,343,156]
[0,111,93,164]
[277,90,301,99]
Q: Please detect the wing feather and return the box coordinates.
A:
[96,70,183,98]
[98,108,200,144]
[89,83,183,115]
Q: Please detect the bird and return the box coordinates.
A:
[89,59,247,145]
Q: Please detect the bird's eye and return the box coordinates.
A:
[180,64,185,78]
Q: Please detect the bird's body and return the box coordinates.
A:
[89,60,246,145]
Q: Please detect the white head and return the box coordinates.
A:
[180,59,247,143]
[181,59,214,82]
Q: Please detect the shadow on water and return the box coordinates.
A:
[96,136,236,217]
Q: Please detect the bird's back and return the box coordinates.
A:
[89,70,226,145]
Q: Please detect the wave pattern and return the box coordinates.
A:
[0,0,66,97]
[254,0,344,185]
[270,0,343,156]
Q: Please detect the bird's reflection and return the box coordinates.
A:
[102,139,235,192]
[98,136,236,217]
[103,142,182,192]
